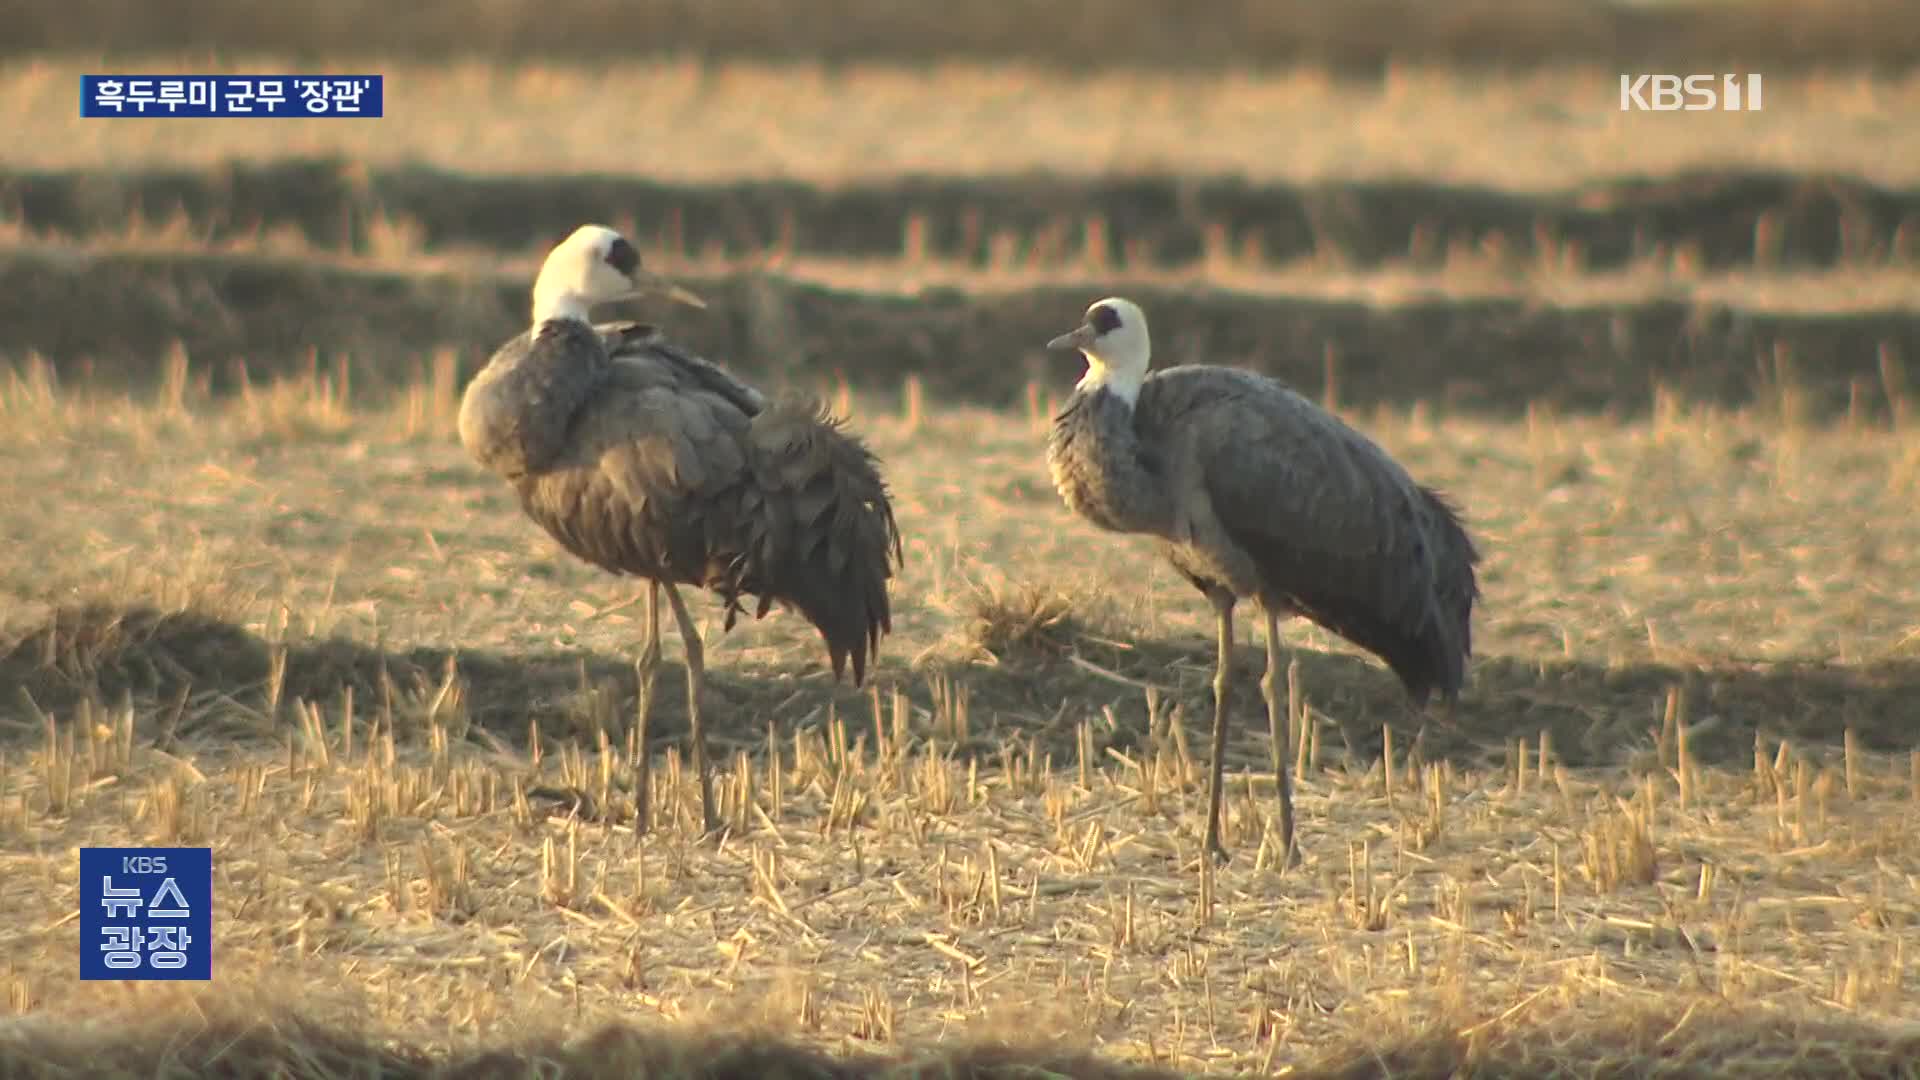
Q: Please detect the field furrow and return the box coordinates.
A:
[8,161,1920,273]
[2,245,1916,420]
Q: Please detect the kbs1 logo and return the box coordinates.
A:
[1619,74,1763,112]
[79,847,213,980]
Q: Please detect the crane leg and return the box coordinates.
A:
[1407,698,1430,773]
[632,581,661,834]
[638,581,662,677]
[662,581,719,838]
[1203,591,1236,866]
[1259,609,1299,870]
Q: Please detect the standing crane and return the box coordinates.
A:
[1044,297,1480,866]
[459,224,903,834]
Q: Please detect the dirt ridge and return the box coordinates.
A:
[3,247,1916,421]
[6,984,1919,1080]
[8,159,1919,273]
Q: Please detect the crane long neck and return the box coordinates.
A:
[1078,353,1144,407]
[532,286,592,327]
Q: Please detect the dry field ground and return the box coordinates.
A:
[2,47,1920,1079]
[5,59,1919,186]
[7,0,1920,72]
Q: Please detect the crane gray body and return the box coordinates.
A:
[461,318,901,686]
[1042,296,1479,866]
[1048,365,1476,705]
[460,223,901,839]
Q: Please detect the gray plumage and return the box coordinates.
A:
[1049,365,1477,702]
[462,318,900,682]
[459,225,903,833]
[1044,297,1480,865]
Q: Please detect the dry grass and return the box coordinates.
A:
[683,256,1920,314]
[6,57,1919,186]
[2,360,1918,1074]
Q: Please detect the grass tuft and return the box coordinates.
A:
[961,575,1089,661]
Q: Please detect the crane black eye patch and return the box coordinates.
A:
[605,237,640,277]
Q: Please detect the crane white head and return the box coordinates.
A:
[1047,297,1150,405]
[530,224,706,326]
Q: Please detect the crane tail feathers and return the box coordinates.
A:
[1407,484,1481,703]
[1254,483,1480,707]
[746,395,903,686]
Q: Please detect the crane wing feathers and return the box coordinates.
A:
[597,321,767,417]
[1138,366,1441,630]
[510,338,757,579]
[467,285,898,684]
[1049,362,1474,701]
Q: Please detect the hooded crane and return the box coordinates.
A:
[1045,297,1479,866]
[459,224,903,835]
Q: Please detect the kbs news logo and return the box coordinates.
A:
[1619,74,1763,111]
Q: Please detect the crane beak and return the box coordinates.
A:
[629,266,708,310]
[1047,324,1094,352]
